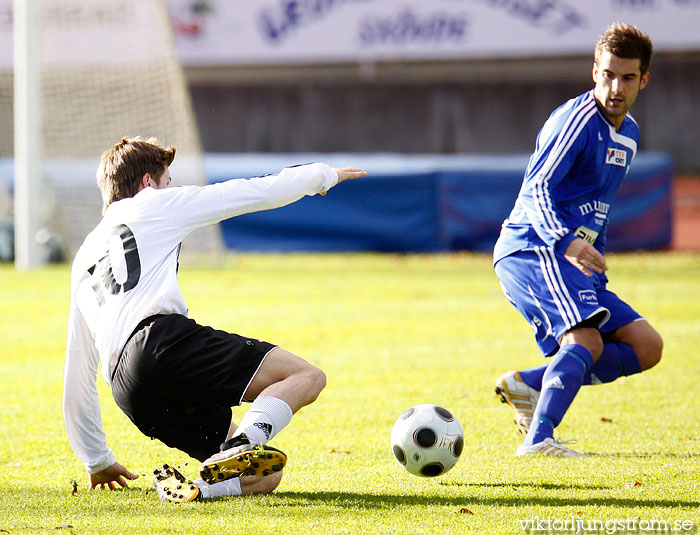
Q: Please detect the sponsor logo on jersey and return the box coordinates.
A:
[606,148,627,167]
[578,201,610,217]
[578,290,598,304]
[574,225,599,245]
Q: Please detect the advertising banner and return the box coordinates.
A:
[1,1,699,69]
[167,0,700,65]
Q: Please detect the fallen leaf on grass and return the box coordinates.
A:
[330,449,351,454]
[625,482,643,489]
[457,507,474,514]
[600,417,613,423]
[679,436,698,441]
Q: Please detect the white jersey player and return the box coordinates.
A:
[63,136,366,501]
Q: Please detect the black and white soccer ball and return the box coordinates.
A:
[390,404,464,477]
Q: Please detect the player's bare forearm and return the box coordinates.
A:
[564,238,607,277]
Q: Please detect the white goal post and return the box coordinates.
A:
[13,0,41,269]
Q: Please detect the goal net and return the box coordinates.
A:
[0,0,222,263]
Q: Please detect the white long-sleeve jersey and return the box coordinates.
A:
[63,163,338,474]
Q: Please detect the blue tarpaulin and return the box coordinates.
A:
[207,152,673,253]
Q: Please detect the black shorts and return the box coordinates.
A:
[111,314,276,461]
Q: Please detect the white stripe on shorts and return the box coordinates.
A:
[534,246,582,329]
[528,283,554,339]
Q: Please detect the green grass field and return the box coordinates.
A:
[1,252,699,534]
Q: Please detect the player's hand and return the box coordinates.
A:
[320,167,367,196]
[564,238,607,277]
[334,167,367,185]
[89,462,139,490]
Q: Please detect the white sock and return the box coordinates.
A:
[194,477,242,499]
[234,395,293,445]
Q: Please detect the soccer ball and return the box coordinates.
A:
[390,404,464,477]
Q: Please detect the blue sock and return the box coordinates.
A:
[585,342,641,384]
[518,365,546,390]
[518,342,641,389]
[522,344,593,447]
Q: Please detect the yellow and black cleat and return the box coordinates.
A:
[199,434,287,484]
[153,464,201,503]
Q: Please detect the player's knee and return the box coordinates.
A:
[305,365,327,400]
[588,337,604,361]
[639,329,663,370]
[288,360,326,405]
[562,326,604,360]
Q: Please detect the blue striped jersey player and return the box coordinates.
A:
[492,23,663,457]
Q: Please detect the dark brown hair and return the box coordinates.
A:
[96,136,176,214]
[595,23,653,75]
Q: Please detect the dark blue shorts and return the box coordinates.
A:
[495,247,642,356]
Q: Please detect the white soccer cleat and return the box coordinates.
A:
[495,371,540,434]
[516,437,589,458]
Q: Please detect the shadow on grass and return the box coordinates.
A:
[3,485,698,516]
[273,489,700,510]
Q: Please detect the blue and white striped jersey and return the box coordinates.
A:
[493,89,640,264]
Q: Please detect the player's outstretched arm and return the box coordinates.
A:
[564,237,607,277]
[89,461,139,490]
